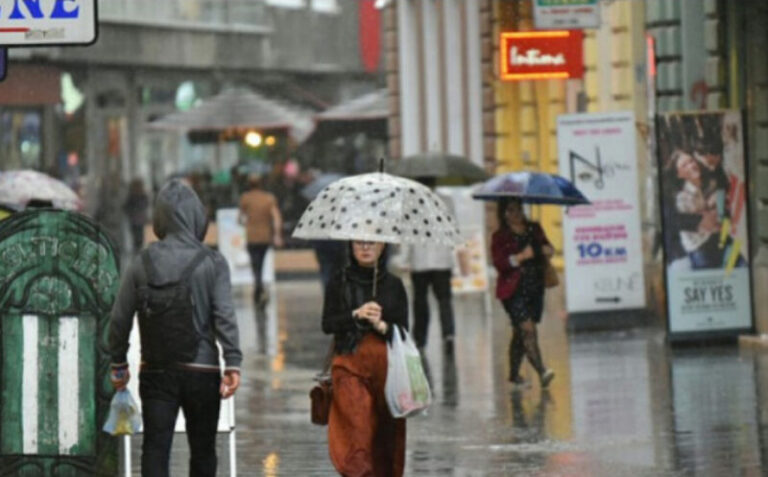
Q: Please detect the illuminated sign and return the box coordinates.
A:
[500,31,584,81]
[533,0,600,30]
[0,0,97,46]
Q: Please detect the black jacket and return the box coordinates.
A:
[322,257,408,355]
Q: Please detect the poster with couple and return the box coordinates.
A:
[658,110,753,337]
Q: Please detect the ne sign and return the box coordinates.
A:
[0,0,97,46]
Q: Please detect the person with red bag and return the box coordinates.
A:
[491,198,555,390]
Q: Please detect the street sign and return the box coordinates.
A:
[0,47,6,81]
[0,0,97,46]
[500,30,584,81]
[533,0,600,30]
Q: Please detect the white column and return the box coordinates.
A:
[443,0,465,156]
[398,0,422,156]
[465,0,484,165]
[421,0,443,152]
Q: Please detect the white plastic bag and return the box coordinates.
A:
[385,326,432,418]
[103,389,142,436]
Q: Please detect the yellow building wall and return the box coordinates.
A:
[493,0,648,270]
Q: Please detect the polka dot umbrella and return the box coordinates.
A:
[292,172,461,246]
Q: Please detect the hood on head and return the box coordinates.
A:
[152,179,208,241]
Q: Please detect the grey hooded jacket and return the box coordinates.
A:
[108,180,242,372]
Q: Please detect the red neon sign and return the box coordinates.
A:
[500,30,584,81]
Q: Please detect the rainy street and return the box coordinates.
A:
[126,278,768,476]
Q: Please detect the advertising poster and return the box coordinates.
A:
[436,186,489,294]
[216,208,275,287]
[557,111,646,313]
[657,111,753,336]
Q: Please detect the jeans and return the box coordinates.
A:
[139,369,222,477]
[411,270,455,348]
[247,243,269,300]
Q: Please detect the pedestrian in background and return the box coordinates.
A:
[239,174,283,306]
[491,198,555,390]
[109,179,242,477]
[322,240,408,476]
[397,177,456,354]
[124,178,150,254]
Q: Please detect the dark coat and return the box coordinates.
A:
[322,249,409,355]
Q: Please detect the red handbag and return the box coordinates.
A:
[310,340,335,426]
[310,376,332,426]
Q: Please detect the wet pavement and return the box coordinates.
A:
[127,278,768,476]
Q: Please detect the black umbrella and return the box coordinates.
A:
[392,152,488,183]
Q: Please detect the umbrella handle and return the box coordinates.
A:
[378,157,385,173]
[372,260,378,298]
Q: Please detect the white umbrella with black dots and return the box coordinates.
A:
[292,172,461,246]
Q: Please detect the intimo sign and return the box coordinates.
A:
[0,0,97,46]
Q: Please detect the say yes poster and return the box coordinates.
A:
[558,111,646,313]
[657,111,753,336]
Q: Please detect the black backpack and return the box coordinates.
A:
[137,248,210,366]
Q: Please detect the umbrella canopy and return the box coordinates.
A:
[0,170,81,210]
[472,172,589,205]
[301,173,345,200]
[292,172,461,246]
[392,152,488,182]
[315,89,389,122]
[148,88,315,143]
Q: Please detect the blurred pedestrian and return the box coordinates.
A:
[239,175,283,306]
[312,239,346,291]
[108,180,242,477]
[322,240,408,476]
[124,178,150,253]
[395,178,456,354]
[491,198,555,390]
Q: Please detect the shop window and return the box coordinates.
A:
[0,109,42,170]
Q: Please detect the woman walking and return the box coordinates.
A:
[322,240,409,476]
[491,198,555,389]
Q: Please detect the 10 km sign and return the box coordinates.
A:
[0,0,97,46]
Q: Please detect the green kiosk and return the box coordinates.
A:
[0,210,120,476]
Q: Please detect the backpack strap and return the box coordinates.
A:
[181,248,211,281]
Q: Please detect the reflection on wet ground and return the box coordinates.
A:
[128,279,768,476]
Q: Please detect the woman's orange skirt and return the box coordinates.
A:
[328,333,406,477]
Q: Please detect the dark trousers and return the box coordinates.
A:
[139,369,222,477]
[247,243,269,298]
[411,270,455,348]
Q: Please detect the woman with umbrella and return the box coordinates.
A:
[474,172,589,390]
[492,198,555,389]
[294,168,460,475]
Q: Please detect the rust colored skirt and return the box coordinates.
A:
[328,333,406,477]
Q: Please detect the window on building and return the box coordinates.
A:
[312,0,339,14]
[0,109,42,170]
[265,0,306,9]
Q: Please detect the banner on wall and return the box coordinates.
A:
[557,111,646,313]
[657,111,753,336]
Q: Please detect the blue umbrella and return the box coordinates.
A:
[471,172,589,205]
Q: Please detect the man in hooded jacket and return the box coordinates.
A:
[108,179,242,477]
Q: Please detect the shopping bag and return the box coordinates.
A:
[385,326,432,418]
[103,389,142,436]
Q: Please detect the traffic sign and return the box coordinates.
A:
[0,0,97,46]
